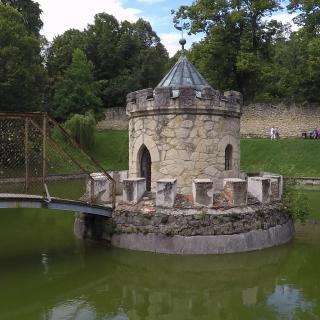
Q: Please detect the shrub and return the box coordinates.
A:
[283,187,310,223]
[64,112,96,150]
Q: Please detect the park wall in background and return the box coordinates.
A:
[241,103,320,137]
[97,107,128,130]
[98,104,320,138]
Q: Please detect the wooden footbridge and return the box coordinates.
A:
[0,112,115,216]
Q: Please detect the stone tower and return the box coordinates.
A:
[126,55,242,194]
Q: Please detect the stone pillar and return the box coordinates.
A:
[192,179,214,207]
[123,178,146,204]
[86,172,112,203]
[156,179,177,207]
[223,178,247,206]
[248,177,271,204]
[263,174,283,200]
[109,170,128,195]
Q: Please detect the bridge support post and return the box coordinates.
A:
[74,213,114,242]
[86,173,113,204]
[24,118,29,193]
[42,115,47,197]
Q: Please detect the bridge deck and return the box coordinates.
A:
[0,194,113,217]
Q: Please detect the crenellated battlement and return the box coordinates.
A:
[126,86,242,116]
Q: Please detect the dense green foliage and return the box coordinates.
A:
[0,0,43,34]
[46,15,169,117]
[64,112,96,150]
[46,29,87,80]
[174,0,320,104]
[1,0,320,118]
[0,4,46,112]
[0,0,169,120]
[284,187,310,222]
[53,49,102,120]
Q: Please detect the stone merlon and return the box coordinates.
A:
[126,86,242,116]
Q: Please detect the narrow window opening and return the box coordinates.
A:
[140,145,152,191]
[225,144,233,170]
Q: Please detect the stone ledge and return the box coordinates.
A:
[127,106,242,119]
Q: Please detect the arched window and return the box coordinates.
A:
[140,145,152,191]
[225,144,233,170]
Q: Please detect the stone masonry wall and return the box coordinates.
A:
[97,107,129,130]
[129,113,240,194]
[127,87,242,194]
[99,104,320,137]
[241,103,320,137]
[112,203,290,237]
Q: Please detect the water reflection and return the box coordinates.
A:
[267,285,313,319]
[242,287,258,306]
[47,301,129,320]
[47,300,97,320]
[1,209,320,320]
[41,253,49,274]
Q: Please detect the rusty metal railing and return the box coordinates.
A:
[0,112,116,208]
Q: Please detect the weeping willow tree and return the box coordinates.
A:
[64,112,96,150]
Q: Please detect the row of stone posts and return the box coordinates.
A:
[122,174,283,208]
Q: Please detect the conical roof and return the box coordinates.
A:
[157,55,210,90]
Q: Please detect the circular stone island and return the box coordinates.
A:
[110,195,294,255]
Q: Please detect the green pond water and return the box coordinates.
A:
[1,188,320,320]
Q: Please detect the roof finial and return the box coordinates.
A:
[173,18,190,53]
[179,38,186,51]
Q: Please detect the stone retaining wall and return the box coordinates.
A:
[111,221,294,254]
[112,203,290,237]
[285,177,320,186]
[110,203,293,254]
[75,202,294,254]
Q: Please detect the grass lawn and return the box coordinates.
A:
[52,130,320,218]
[90,129,128,171]
[297,187,320,219]
[91,131,320,177]
[241,138,320,177]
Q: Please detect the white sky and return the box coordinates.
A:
[39,0,141,40]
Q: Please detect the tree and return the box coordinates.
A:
[86,13,121,81]
[44,29,88,115]
[0,0,42,34]
[46,29,87,79]
[85,14,169,108]
[288,0,320,36]
[0,4,46,112]
[130,19,169,88]
[53,49,102,120]
[64,112,96,150]
[45,14,169,110]
[102,18,169,107]
[174,0,282,102]
[271,0,320,103]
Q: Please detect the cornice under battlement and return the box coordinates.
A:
[126,86,242,117]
